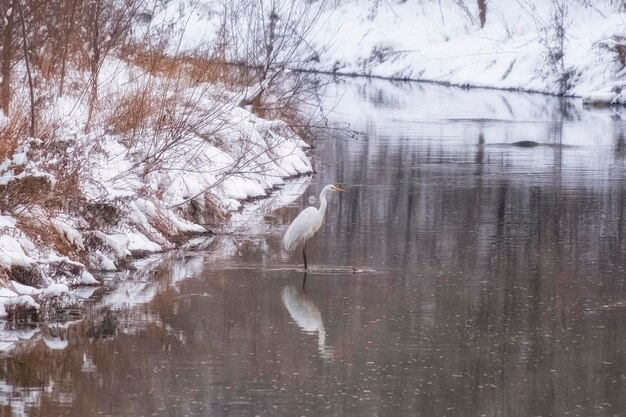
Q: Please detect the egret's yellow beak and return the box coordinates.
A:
[334,186,344,192]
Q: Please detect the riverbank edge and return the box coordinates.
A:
[0,95,315,320]
[306,0,626,107]
[307,69,626,108]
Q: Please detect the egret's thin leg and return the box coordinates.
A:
[301,272,307,291]
[302,245,308,270]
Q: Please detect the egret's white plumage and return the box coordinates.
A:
[282,184,343,269]
[282,206,322,251]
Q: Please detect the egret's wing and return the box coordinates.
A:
[282,207,320,251]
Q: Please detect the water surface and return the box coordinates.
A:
[1,79,625,416]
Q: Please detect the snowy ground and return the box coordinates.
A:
[0,55,313,316]
[171,0,626,104]
[316,0,626,104]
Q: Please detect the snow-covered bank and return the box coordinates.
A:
[316,0,626,104]
[0,175,312,355]
[0,56,313,317]
[157,0,626,104]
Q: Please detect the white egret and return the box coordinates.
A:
[282,184,344,270]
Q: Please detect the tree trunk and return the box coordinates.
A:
[1,1,15,116]
[86,0,101,132]
[59,0,79,96]
[16,0,36,137]
[478,0,487,28]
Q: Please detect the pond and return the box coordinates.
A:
[1,78,625,416]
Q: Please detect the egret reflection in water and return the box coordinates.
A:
[281,281,333,360]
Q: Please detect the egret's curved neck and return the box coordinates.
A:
[318,188,329,217]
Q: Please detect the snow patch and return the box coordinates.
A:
[0,235,35,267]
[42,283,70,299]
[127,232,163,253]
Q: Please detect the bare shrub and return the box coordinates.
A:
[618,42,626,66]
[611,0,626,12]
[0,176,53,213]
[82,203,121,228]
[6,302,39,322]
[8,265,44,288]
[451,0,476,25]
[35,141,90,212]
[0,116,61,214]
[17,216,84,261]
[367,0,382,21]
[179,193,228,228]
[595,35,626,68]
[0,0,159,133]
[0,111,29,159]
[219,0,329,120]
[539,0,569,75]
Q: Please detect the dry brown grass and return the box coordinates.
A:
[5,303,40,323]
[0,112,29,161]
[8,264,44,288]
[0,176,54,213]
[143,208,210,248]
[17,217,86,263]
[0,106,87,214]
[105,89,157,136]
[0,268,11,288]
[616,38,626,67]
[122,47,247,87]
[179,194,228,229]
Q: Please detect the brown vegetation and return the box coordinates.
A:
[0,110,28,160]
[124,48,244,87]
[0,0,324,301]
